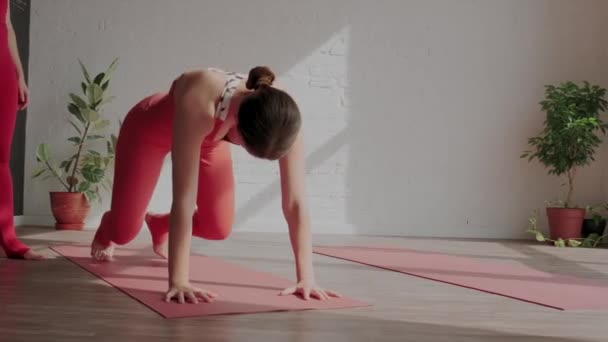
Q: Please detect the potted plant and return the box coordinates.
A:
[32,59,119,230]
[582,204,608,238]
[527,211,607,248]
[522,81,607,240]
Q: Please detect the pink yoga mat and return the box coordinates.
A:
[52,245,367,319]
[313,245,608,311]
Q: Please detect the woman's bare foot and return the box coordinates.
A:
[22,250,46,260]
[145,213,169,259]
[91,238,115,261]
[5,249,46,260]
[153,239,168,259]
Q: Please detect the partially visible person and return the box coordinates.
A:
[0,0,44,260]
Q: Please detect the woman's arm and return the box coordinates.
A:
[6,5,28,108]
[165,72,217,304]
[279,133,314,281]
[278,133,341,300]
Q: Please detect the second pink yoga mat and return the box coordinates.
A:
[314,245,608,311]
[52,245,367,319]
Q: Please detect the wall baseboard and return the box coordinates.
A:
[14,215,54,228]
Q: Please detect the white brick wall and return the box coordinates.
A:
[24,0,608,238]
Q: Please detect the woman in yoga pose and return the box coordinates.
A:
[91,66,340,303]
[0,0,44,260]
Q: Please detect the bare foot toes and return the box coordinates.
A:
[23,250,46,260]
[91,239,115,262]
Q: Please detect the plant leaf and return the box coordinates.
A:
[89,109,100,122]
[582,237,594,248]
[51,164,63,178]
[87,83,104,107]
[78,59,92,84]
[111,134,118,151]
[93,72,105,85]
[78,181,91,192]
[68,103,81,116]
[68,137,81,144]
[81,82,87,95]
[100,57,119,85]
[84,190,98,202]
[62,159,74,173]
[535,232,545,242]
[87,135,105,141]
[91,155,102,168]
[97,95,115,108]
[35,143,50,162]
[567,239,582,247]
[31,167,46,179]
[94,120,110,131]
[69,93,88,109]
[81,165,104,183]
[69,106,85,124]
[59,160,69,170]
[81,109,100,122]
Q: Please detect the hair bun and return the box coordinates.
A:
[246,66,276,90]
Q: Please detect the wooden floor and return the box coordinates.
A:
[1,227,608,342]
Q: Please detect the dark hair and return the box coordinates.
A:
[238,66,302,160]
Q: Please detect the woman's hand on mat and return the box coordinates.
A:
[165,283,218,304]
[279,279,341,301]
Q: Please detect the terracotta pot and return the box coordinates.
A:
[49,192,90,230]
[546,207,585,240]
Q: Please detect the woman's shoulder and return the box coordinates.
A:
[177,69,219,83]
[172,69,225,96]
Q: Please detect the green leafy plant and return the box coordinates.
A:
[32,59,119,202]
[585,204,608,225]
[521,82,607,208]
[526,210,607,248]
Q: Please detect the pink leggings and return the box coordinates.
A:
[0,29,29,257]
[94,92,234,247]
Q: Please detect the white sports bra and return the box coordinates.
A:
[208,68,245,121]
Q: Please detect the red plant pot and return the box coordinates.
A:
[546,207,585,240]
[49,192,90,230]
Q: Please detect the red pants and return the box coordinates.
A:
[0,17,29,257]
[94,91,235,246]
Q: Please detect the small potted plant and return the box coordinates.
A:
[582,204,608,238]
[527,211,607,248]
[32,59,119,230]
[522,81,607,240]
